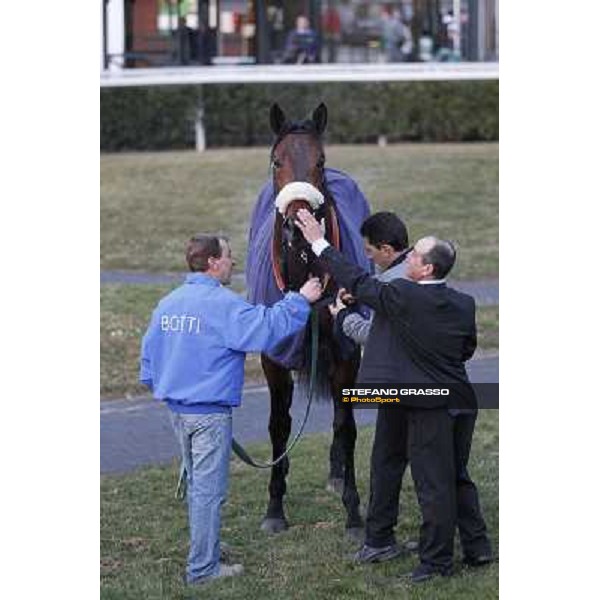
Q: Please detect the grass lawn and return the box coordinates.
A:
[101,143,498,398]
[101,143,498,280]
[101,283,498,399]
[100,411,498,599]
[476,306,499,353]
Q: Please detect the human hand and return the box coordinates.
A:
[340,288,356,306]
[299,277,323,304]
[295,208,324,244]
[329,288,352,317]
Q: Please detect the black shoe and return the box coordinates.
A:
[411,562,453,583]
[463,553,493,568]
[353,543,403,564]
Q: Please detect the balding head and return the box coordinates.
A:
[407,236,456,281]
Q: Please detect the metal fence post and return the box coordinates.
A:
[195,86,206,152]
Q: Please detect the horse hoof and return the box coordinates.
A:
[345,527,365,544]
[260,517,289,534]
[326,477,344,495]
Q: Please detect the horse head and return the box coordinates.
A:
[270,102,328,194]
[269,103,337,293]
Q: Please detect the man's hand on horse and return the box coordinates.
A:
[295,209,324,244]
[299,277,323,304]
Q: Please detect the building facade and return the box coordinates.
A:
[102,0,498,70]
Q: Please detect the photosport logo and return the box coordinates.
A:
[335,384,499,409]
[340,387,450,405]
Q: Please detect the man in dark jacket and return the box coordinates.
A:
[329,212,412,564]
[295,209,492,583]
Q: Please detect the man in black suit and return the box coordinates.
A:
[295,209,492,583]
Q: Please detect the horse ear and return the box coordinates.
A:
[312,103,328,135]
[270,103,287,135]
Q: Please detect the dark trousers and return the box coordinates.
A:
[409,409,491,569]
[408,408,456,569]
[453,412,492,560]
[365,407,409,547]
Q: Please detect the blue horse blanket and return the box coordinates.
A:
[246,168,372,368]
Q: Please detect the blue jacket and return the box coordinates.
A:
[140,273,311,413]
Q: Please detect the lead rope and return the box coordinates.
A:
[176,308,320,498]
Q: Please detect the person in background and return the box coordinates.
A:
[418,28,434,61]
[139,234,322,586]
[282,14,320,64]
[173,16,194,65]
[380,5,405,63]
[322,4,341,62]
[399,17,413,62]
[267,3,286,63]
[436,10,461,61]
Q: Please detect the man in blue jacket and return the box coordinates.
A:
[140,234,322,586]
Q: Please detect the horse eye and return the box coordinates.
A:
[317,156,325,168]
[272,159,282,169]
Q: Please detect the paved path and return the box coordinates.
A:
[101,356,498,476]
[101,271,498,306]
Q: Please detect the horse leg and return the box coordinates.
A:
[330,354,364,540]
[327,338,347,494]
[327,347,358,493]
[328,358,354,493]
[260,354,293,534]
[327,410,345,495]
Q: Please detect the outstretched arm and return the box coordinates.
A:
[295,208,410,317]
[224,277,323,352]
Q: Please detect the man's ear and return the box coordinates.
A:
[207,256,218,270]
[422,263,435,278]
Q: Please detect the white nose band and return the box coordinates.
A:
[274,182,324,215]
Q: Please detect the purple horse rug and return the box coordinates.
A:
[246,167,372,368]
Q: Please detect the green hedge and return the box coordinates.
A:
[101,80,498,151]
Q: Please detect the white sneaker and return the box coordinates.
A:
[217,563,244,578]
[189,563,244,585]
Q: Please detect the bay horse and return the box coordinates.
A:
[246,102,372,539]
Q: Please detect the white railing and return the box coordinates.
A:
[100,61,499,88]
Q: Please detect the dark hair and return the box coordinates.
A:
[422,239,456,279]
[360,212,409,251]
[185,234,228,272]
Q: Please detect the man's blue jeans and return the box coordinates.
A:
[170,411,232,583]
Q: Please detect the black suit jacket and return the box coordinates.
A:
[320,246,477,409]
